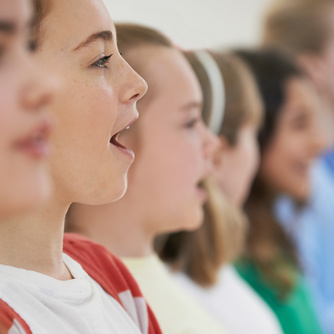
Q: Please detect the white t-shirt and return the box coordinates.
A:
[0,254,142,334]
[122,254,228,334]
[171,265,284,334]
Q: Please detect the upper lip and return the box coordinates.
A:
[110,111,139,142]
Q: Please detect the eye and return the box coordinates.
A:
[27,39,38,53]
[185,118,199,129]
[93,54,113,69]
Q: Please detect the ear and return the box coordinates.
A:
[296,53,327,90]
[212,136,229,169]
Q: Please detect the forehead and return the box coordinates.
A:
[134,46,201,100]
[281,78,318,116]
[0,0,32,28]
[42,0,115,49]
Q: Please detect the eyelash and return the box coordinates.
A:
[185,118,199,129]
[93,54,113,69]
[27,39,38,52]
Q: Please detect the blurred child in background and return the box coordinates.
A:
[263,2,334,332]
[235,48,327,334]
[157,50,283,334]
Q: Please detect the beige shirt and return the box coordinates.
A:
[122,254,228,334]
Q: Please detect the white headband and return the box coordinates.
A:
[194,50,226,135]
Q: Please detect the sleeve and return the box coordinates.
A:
[63,233,163,334]
[0,299,32,334]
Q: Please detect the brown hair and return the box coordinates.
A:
[116,23,173,50]
[157,52,263,286]
[31,0,52,45]
[263,0,334,56]
[235,48,302,297]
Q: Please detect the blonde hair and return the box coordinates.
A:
[263,0,334,56]
[157,52,263,286]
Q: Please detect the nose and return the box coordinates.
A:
[21,52,59,113]
[201,123,220,160]
[119,59,148,104]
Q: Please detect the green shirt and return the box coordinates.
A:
[235,260,323,334]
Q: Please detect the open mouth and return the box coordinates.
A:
[109,112,138,158]
[110,131,127,149]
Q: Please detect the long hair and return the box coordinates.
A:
[157,52,263,286]
[31,0,52,45]
[235,48,303,297]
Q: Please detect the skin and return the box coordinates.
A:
[0,0,147,280]
[0,0,55,218]
[37,0,147,205]
[260,78,328,201]
[212,123,260,207]
[67,46,219,257]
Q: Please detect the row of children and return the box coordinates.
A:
[1,0,333,333]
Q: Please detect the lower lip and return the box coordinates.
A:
[17,141,50,159]
[110,142,135,159]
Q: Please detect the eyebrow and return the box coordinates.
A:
[181,101,203,111]
[0,20,16,34]
[73,30,113,52]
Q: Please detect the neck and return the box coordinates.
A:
[0,194,72,280]
[68,200,155,258]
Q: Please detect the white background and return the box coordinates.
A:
[104,0,275,50]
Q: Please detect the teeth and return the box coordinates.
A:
[126,126,130,130]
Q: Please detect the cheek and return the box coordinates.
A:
[152,134,203,196]
[55,83,117,146]
[0,76,20,115]
[261,139,299,192]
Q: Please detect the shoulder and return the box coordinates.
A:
[0,299,32,333]
[63,233,162,334]
[63,233,142,297]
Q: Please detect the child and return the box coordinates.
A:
[158,50,283,334]
[0,0,54,219]
[66,23,228,334]
[0,1,161,333]
[235,48,326,334]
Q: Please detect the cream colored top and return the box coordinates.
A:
[122,254,228,334]
[172,265,284,334]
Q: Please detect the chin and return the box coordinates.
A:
[79,176,128,206]
[108,175,129,202]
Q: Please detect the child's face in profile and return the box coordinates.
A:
[32,0,147,205]
[119,46,218,234]
[261,78,327,201]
